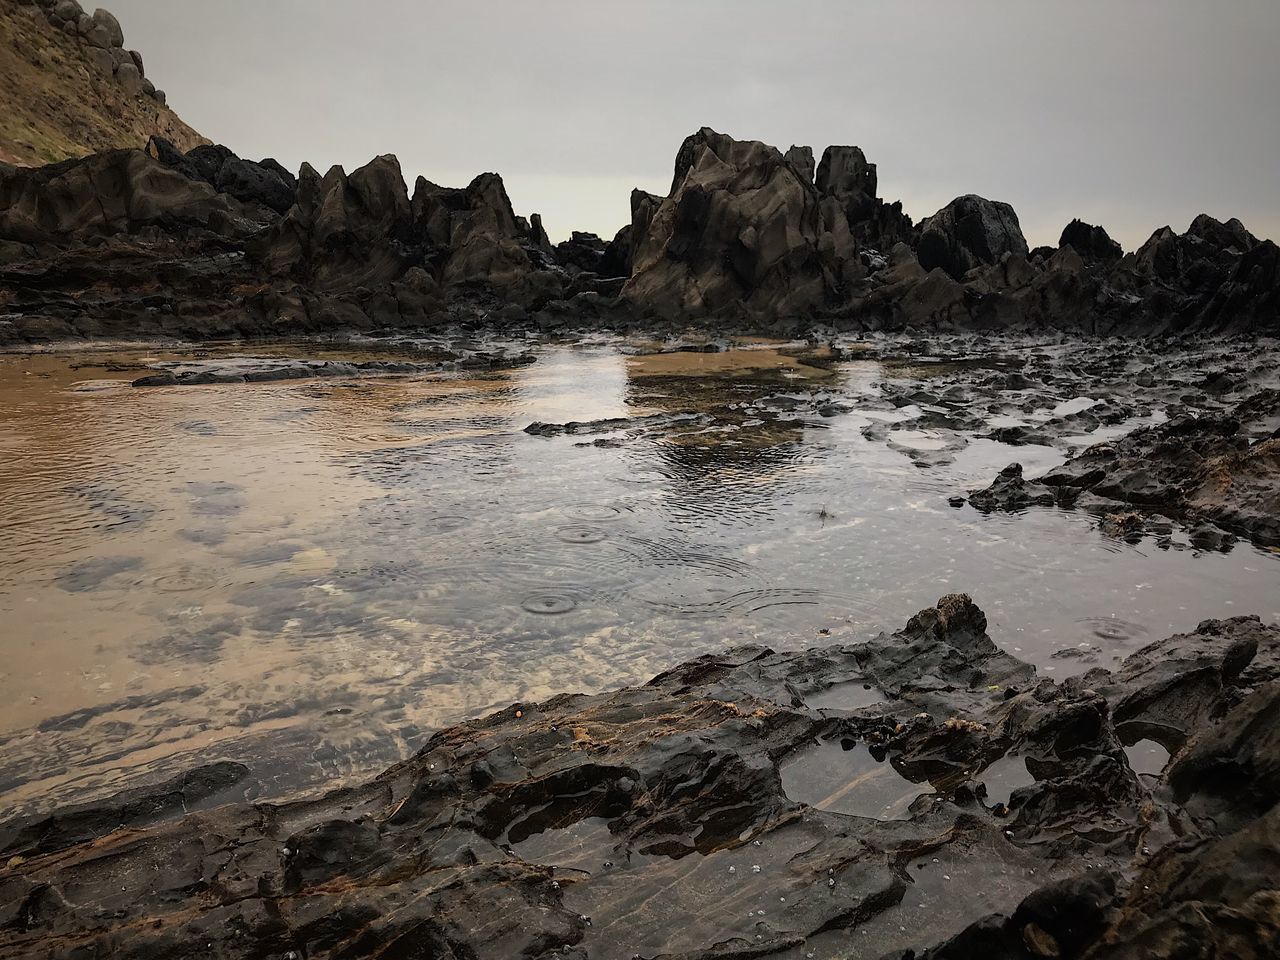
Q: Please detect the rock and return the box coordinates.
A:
[554,230,606,272]
[1186,213,1257,254]
[151,87,166,105]
[90,7,123,46]
[1059,218,1123,262]
[816,144,877,203]
[623,126,838,320]
[50,0,81,24]
[0,150,255,243]
[917,194,1029,280]
[113,61,142,96]
[971,390,1280,546]
[84,45,113,75]
[149,140,297,215]
[1,595,1277,958]
[127,48,144,77]
[784,144,815,183]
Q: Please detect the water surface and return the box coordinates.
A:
[2,334,1277,815]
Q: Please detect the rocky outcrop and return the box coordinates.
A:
[1059,218,1123,262]
[147,137,296,215]
[0,148,256,243]
[18,0,165,104]
[916,194,1029,280]
[1,0,200,168]
[1,594,1276,959]
[970,389,1280,546]
[622,127,838,321]
[1,126,1278,342]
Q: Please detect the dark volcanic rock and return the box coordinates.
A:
[2,595,1277,959]
[970,389,1280,546]
[2,128,1279,341]
[622,126,839,320]
[0,149,254,242]
[1059,218,1123,262]
[151,138,298,215]
[917,194,1030,281]
[554,230,607,272]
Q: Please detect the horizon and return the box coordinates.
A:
[103,0,1280,249]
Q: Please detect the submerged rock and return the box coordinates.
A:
[1,594,1276,958]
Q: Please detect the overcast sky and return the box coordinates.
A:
[108,0,1279,248]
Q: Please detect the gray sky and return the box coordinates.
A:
[109,0,1279,249]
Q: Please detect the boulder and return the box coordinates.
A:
[1059,218,1123,262]
[113,61,143,96]
[84,45,113,75]
[917,194,1029,280]
[50,0,81,24]
[127,48,144,78]
[90,7,124,46]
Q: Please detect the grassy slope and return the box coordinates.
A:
[0,0,207,166]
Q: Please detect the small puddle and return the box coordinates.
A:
[805,680,888,712]
[781,741,926,820]
[978,754,1036,806]
[1123,738,1171,778]
[511,816,618,873]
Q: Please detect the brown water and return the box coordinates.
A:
[2,334,1278,817]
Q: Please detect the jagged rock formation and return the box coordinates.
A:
[0,126,1278,342]
[916,194,1029,280]
[0,0,200,167]
[1,594,1276,958]
[622,127,836,320]
[1060,218,1123,263]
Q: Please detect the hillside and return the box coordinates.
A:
[0,0,206,166]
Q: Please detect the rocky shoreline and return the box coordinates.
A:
[0,593,1275,958]
[3,127,1278,345]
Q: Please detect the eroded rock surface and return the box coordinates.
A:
[1,595,1276,959]
[971,388,1280,546]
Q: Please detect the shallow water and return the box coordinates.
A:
[2,334,1278,815]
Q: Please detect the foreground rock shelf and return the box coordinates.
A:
[1,595,1276,959]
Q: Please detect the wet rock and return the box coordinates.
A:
[524,410,708,437]
[968,462,1069,512]
[971,390,1280,546]
[2,595,1276,958]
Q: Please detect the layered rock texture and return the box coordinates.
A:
[1,124,1278,343]
[1,594,1277,958]
[0,0,202,166]
[970,389,1280,547]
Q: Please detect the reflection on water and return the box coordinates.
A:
[1,336,1278,816]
